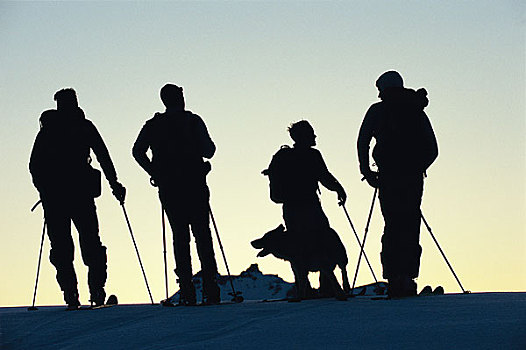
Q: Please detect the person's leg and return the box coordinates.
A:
[42,197,79,307]
[284,200,338,297]
[380,176,423,297]
[73,198,107,305]
[379,179,406,297]
[402,176,424,279]
[161,189,195,304]
[191,189,220,304]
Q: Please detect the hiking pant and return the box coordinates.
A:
[282,199,330,233]
[379,174,423,279]
[282,199,334,292]
[159,184,218,292]
[42,195,107,294]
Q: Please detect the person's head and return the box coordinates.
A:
[375,71,404,93]
[288,120,316,147]
[160,83,185,110]
[54,88,78,111]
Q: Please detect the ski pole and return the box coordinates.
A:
[28,220,46,311]
[421,213,469,294]
[161,206,169,300]
[28,200,45,311]
[121,203,155,304]
[209,206,243,302]
[350,188,378,297]
[342,204,378,283]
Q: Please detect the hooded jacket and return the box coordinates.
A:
[357,87,438,176]
[29,108,118,195]
[132,110,215,188]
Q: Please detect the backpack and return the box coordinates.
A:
[263,146,294,203]
[374,88,431,172]
[31,108,101,197]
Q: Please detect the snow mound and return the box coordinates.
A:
[169,264,387,303]
[170,264,295,303]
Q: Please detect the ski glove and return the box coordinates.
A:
[362,171,379,189]
[111,181,126,204]
[337,187,347,206]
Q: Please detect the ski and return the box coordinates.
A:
[68,294,118,310]
[161,296,243,307]
[160,300,241,307]
[259,297,290,303]
[371,286,445,300]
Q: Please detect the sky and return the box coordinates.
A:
[0,1,524,307]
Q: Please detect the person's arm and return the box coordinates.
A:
[87,121,125,203]
[421,113,439,172]
[132,122,154,177]
[357,105,378,176]
[357,105,379,188]
[29,131,46,193]
[193,115,216,159]
[317,151,347,205]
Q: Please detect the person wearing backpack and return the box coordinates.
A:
[132,84,220,305]
[357,71,438,298]
[264,120,348,297]
[29,88,126,309]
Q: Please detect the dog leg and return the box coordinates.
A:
[340,266,351,294]
[290,265,308,302]
[321,268,347,301]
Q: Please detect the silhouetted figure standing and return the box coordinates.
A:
[133,84,220,305]
[265,120,348,297]
[357,71,438,298]
[29,88,126,309]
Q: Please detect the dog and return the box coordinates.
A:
[251,224,350,301]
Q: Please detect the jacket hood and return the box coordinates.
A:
[39,107,86,128]
[380,87,429,111]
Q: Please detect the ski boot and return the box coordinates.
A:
[388,276,417,298]
[401,277,417,297]
[178,281,197,306]
[90,288,106,307]
[419,285,433,296]
[433,286,444,295]
[64,289,80,310]
[202,279,221,305]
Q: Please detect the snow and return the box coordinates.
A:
[1,266,525,349]
[168,264,387,304]
[170,264,296,303]
[1,293,525,349]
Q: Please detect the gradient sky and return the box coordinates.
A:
[1,1,524,306]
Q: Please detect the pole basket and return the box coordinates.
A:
[229,291,244,303]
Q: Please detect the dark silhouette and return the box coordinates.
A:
[262,120,349,299]
[29,88,126,309]
[357,71,438,298]
[132,84,220,305]
[251,224,349,301]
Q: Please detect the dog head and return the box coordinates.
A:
[251,224,286,258]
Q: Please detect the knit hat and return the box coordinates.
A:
[375,71,404,91]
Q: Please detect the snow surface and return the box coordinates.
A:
[2,292,525,349]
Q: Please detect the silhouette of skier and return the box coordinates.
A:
[29,88,126,309]
[357,71,438,298]
[133,84,220,305]
[265,120,348,297]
